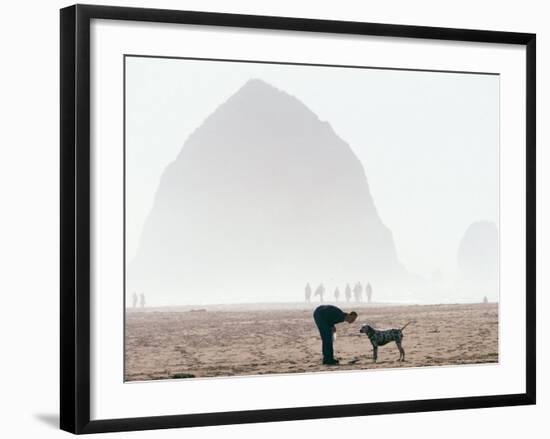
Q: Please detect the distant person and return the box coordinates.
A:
[139,293,146,309]
[345,284,352,303]
[313,305,357,365]
[305,283,312,303]
[366,283,373,303]
[483,295,489,304]
[314,283,325,303]
[334,287,340,302]
[353,282,363,303]
[131,292,138,308]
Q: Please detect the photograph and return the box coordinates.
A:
[0,0,542,436]
[124,55,500,381]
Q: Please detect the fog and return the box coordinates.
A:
[125,56,499,306]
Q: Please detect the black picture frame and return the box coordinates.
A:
[60,4,536,434]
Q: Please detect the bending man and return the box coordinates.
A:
[313,305,357,365]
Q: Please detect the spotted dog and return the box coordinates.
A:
[359,322,412,362]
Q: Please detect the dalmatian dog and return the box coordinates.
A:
[359,322,412,362]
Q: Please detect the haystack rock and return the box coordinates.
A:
[129,79,406,304]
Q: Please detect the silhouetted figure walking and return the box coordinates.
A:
[139,293,146,309]
[131,292,138,308]
[366,282,373,303]
[334,287,340,302]
[314,283,325,303]
[483,295,489,304]
[313,305,357,365]
[353,282,363,303]
[305,283,312,303]
[345,284,352,303]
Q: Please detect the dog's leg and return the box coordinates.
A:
[372,345,378,363]
[396,341,405,361]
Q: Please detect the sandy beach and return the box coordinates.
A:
[125,302,498,381]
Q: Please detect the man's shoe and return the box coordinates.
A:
[323,359,340,365]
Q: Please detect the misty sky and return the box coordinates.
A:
[125,56,499,280]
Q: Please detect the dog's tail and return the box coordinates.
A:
[400,321,413,331]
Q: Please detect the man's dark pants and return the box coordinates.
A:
[313,308,334,363]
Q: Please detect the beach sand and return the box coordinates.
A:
[125,302,498,381]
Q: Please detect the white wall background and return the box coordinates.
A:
[0,0,546,438]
